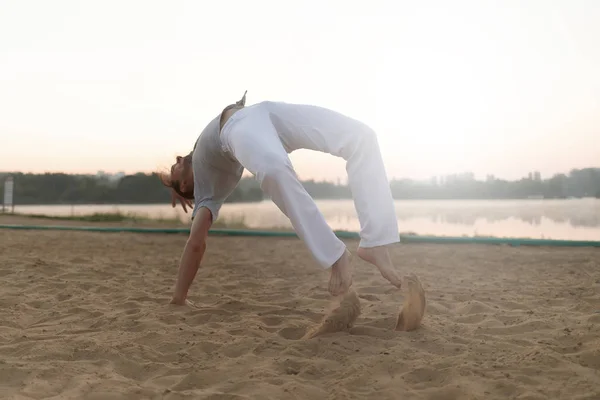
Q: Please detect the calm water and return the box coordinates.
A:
[11,199,600,241]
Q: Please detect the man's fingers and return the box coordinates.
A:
[179,197,193,213]
[170,188,193,213]
[186,299,197,307]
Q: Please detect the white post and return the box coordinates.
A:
[3,176,14,213]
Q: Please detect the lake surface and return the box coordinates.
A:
[10,199,600,241]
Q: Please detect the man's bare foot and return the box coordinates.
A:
[328,249,353,297]
[357,245,402,288]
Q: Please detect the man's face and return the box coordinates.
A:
[170,156,185,183]
[169,155,194,199]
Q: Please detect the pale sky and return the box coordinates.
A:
[1,0,598,182]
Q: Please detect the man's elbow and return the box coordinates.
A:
[186,206,212,254]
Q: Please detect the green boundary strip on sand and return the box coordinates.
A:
[1,224,599,247]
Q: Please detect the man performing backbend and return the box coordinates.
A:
[163,92,408,306]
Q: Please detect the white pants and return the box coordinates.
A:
[220,101,399,268]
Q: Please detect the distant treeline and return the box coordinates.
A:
[0,168,599,205]
[0,172,264,206]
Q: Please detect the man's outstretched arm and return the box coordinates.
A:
[170,207,212,305]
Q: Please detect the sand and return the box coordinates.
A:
[1,222,600,399]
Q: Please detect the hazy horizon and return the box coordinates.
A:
[1,0,599,182]
[1,166,599,184]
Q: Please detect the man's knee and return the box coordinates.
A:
[357,124,378,142]
[342,124,379,160]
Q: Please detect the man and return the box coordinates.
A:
[163,92,404,306]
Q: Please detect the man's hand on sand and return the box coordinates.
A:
[169,298,196,307]
[171,190,193,213]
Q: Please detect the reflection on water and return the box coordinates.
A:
[11,199,600,241]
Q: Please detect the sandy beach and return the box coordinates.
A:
[1,218,599,399]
